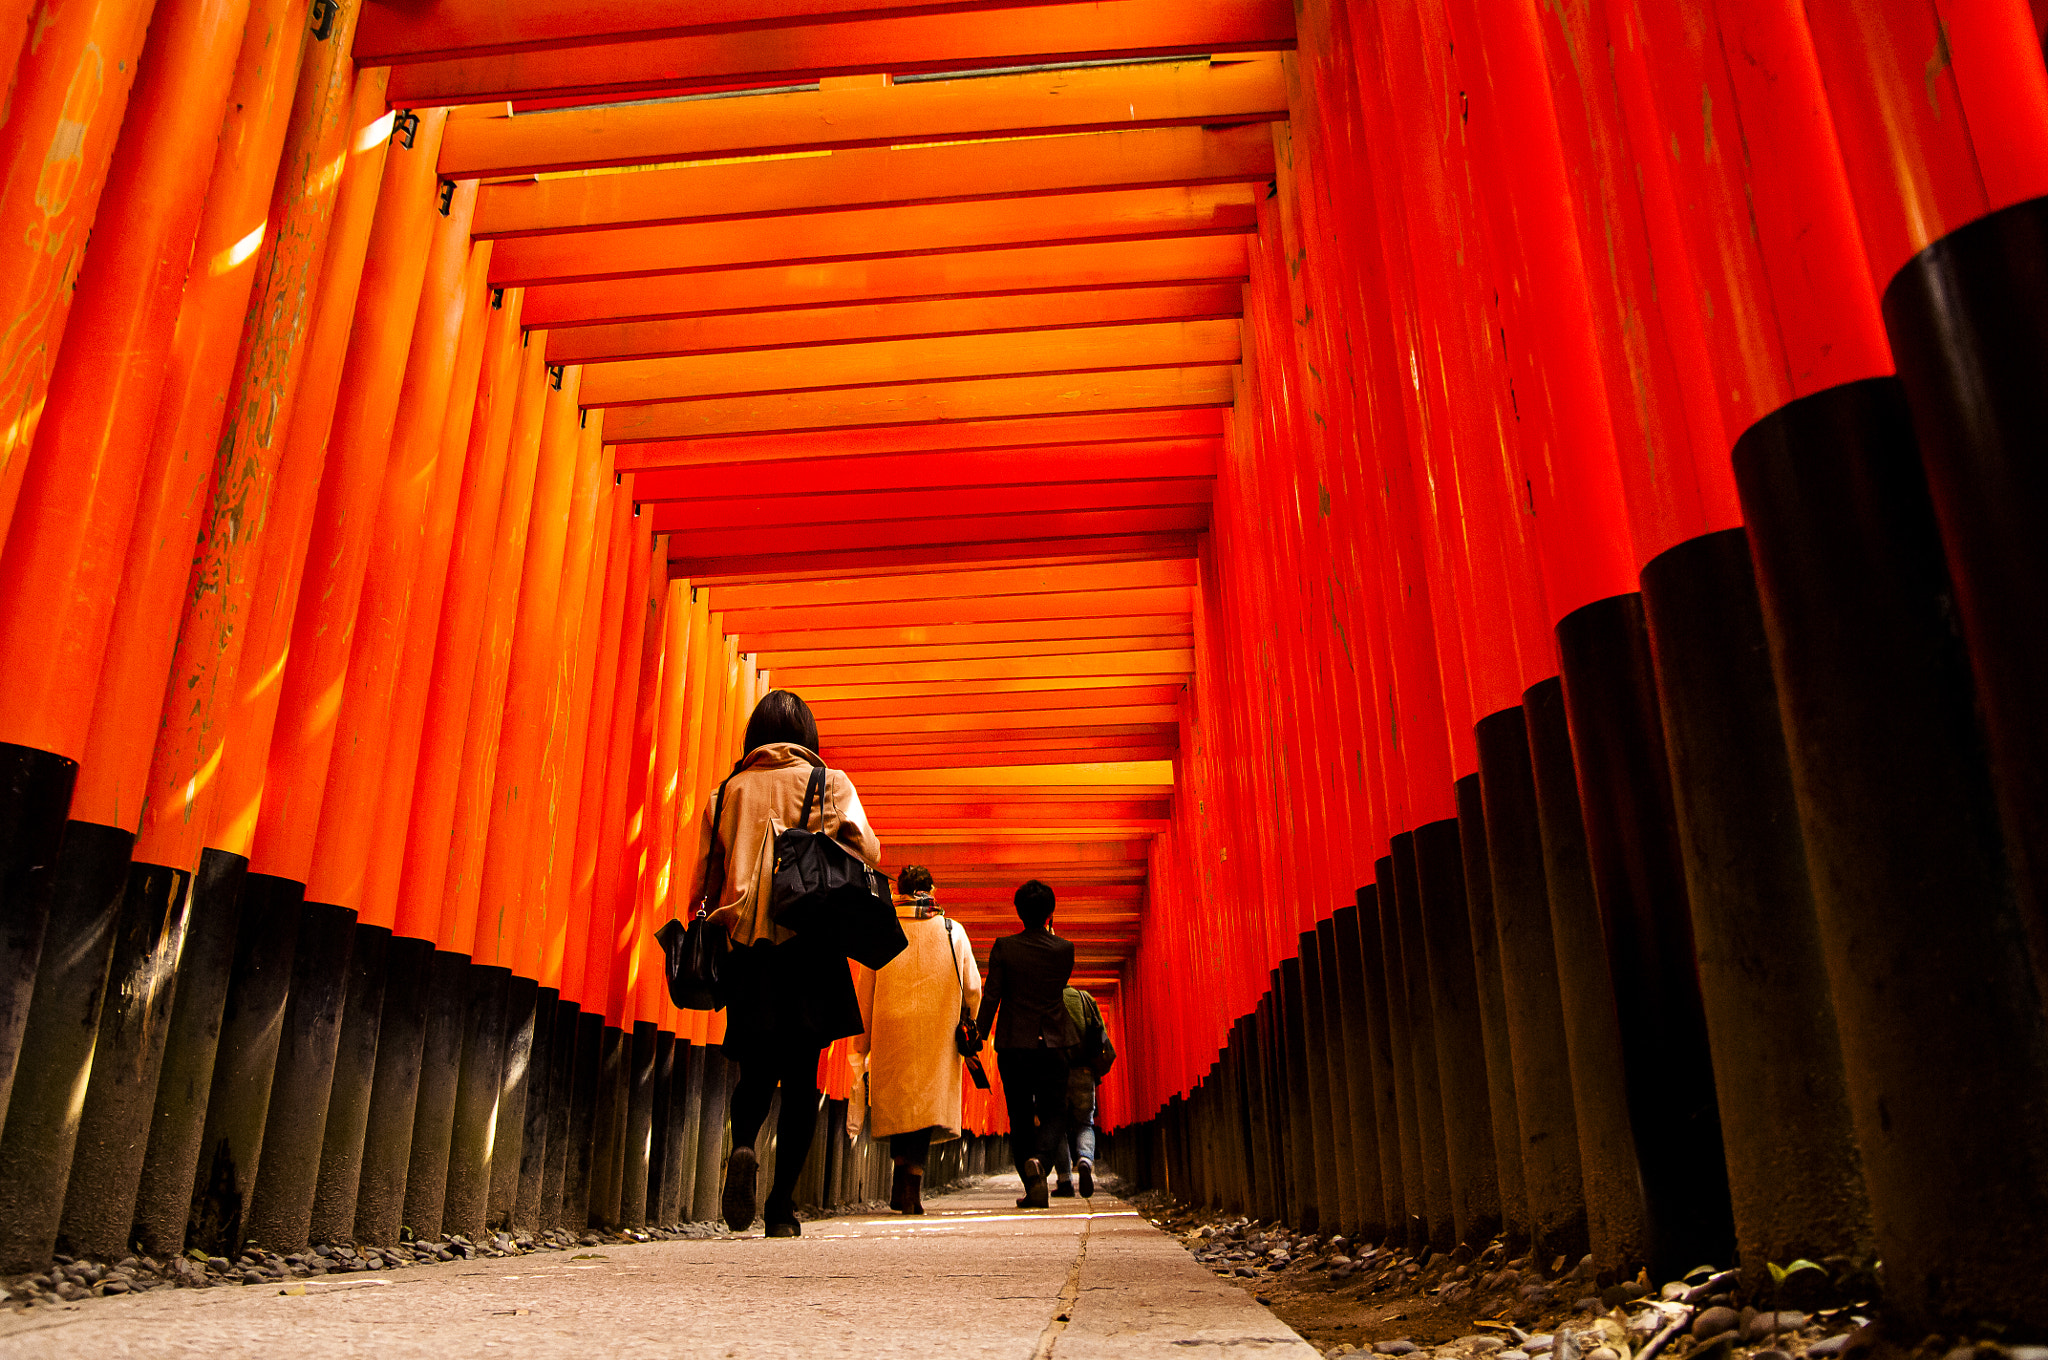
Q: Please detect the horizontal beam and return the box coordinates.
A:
[386,0,1296,105]
[635,441,1216,501]
[621,406,1221,470]
[651,477,1211,532]
[733,611,1191,652]
[607,365,1236,441]
[798,674,1189,704]
[664,504,1209,558]
[474,122,1274,236]
[442,55,1284,175]
[836,742,1175,770]
[777,648,1190,688]
[582,318,1241,406]
[829,704,1177,735]
[713,557,1192,610]
[528,235,1247,329]
[723,587,1190,637]
[548,286,1241,366]
[488,184,1259,287]
[670,534,1195,583]
[809,684,1183,720]
[756,634,1189,669]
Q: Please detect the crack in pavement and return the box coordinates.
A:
[1032,1211,1095,1360]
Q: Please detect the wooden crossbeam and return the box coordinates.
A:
[442,56,1284,175]
[529,237,1246,332]
[488,184,1259,287]
[474,123,1273,237]
[621,407,1222,470]
[634,443,1215,502]
[755,635,1190,669]
[548,287,1241,366]
[664,504,1209,558]
[606,366,1236,441]
[734,612,1191,652]
[385,0,1295,106]
[651,478,1210,534]
[669,535,1196,583]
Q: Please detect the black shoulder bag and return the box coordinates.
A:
[944,919,991,1090]
[654,777,733,1011]
[768,764,906,969]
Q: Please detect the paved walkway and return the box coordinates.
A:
[0,1177,1317,1359]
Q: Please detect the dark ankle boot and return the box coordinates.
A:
[891,1162,911,1213]
[906,1168,925,1215]
[1016,1159,1049,1209]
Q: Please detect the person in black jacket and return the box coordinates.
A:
[974,879,1081,1208]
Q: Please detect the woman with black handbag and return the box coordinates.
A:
[693,690,881,1238]
[850,865,984,1215]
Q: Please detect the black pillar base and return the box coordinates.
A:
[512,986,556,1231]
[185,874,306,1257]
[0,819,132,1272]
[353,935,435,1246]
[57,860,192,1261]
[561,1011,603,1230]
[1415,816,1501,1247]
[1455,774,1531,1248]
[131,849,248,1258]
[308,924,390,1244]
[489,975,539,1232]
[1733,374,2048,1335]
[443,963,511,1241]
[538,999,580,1230]
[1524,678,1649,1274]
[0,743,81,1133]
[243,900,356,1253]
[399,950,472,1240]
[1641,528,1874,1282]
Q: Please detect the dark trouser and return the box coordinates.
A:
[997,1048,1069,1179]
[730,1038,824,1215]
[889,1126,936,1166]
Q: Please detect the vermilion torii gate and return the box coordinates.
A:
[0,0,2044,1342]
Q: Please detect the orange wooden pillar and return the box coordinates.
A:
[527,412,615,991]
[250,105,452,893]
[47,14,376,1272]
[307,185,484,921]
[358,251,506,933]
[562,473,640,1016]
[0,0,161,533]
[395,314,542,945]
[473,361,585,971]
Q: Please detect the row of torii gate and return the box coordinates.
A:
[0,0,2045,1345]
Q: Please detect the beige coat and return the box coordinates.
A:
[689,742,882,950]
[853,909,982,1140]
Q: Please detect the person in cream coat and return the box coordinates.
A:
[852,865,982,1214]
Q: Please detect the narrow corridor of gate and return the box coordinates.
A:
[2,0,2048,1351]
[0,1181,1315,1359]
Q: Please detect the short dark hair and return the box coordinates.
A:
[1014,879,1055,928]
[744,690,819,755]
[897,864,934,896]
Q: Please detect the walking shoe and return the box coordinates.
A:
[721,1146,758,1231]
[1077,1159,1094,1198]
[764,1195,801,1237]
[1016,1159,1050,1209]
[1051,1180,1076,1198]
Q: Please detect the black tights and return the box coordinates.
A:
[729,1039,824,1212]
[889,1126,935,1168]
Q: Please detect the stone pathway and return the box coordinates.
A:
[0,1177,1318,1359]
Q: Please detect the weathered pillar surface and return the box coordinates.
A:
[242,900,357,1252]
[690,1047,732,1227]
[1374,860,1425,1251]
[1391,835,1454,1253]
[308,925,392,1244]
[353,937,436,1246]
[1454,776,1530,1247]
[184,874,306,1257]
[490,977,540,1232]
[0,750,81,1142]
[1295,933,1340,1234]
[1312,919,1359,1235]
[1556,594,1735,1278]
[1641,528,1874,1282]
[1524,679,1651,1275]
[1330,904,1388,1242]
[58,862,193,1260]
[1476,710,1586,1261]
[561,1012,605,1231]
[400,950,475,1240]
[1351,887,1408,1240]
[539,1000,582,1230]
[620,1021,657,1230]
[513,988,559,1231]
[1414,817,1501,1247]
[0,821,132,1273]
[443,964,513,1241]
[1734,375,2048,1334]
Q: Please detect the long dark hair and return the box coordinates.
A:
[743,689,819,756]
